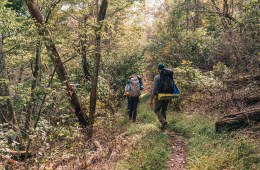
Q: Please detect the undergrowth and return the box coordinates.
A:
[117,93,259,170]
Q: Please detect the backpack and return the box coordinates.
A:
[124,84,131,96]
[129,75,141,97]
[158,68,175,93]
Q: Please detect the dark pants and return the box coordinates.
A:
[128,97,139,121]
[154,97,169,125]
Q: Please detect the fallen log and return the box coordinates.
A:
[215,108,260,132]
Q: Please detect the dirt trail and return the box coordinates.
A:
[166,130,187,170]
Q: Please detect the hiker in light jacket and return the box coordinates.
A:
[125,74,144,122]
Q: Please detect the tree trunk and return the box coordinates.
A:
[223,0,229,14]
[18,58,24,83]
[81,16,91,81]
[215,108,260,132]
[25,0,88,127]
[24,39,42,132]
[186,7,189,30]
[0,34,17,126]
[193,0,200,31]
[89,0,108,137]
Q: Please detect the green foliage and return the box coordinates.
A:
[212,62,231,79]
[0,0,20,34]
[0,123,19,152]
[102,53,144,99]
[174,61,221,95]
[147,0,260,72]
[148,28,215,70]
[6,0,26,15]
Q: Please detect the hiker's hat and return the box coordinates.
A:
[158,63,165,70]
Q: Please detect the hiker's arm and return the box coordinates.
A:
[150,76,158,107]
[150,94,155,107]
[138,76,144,90]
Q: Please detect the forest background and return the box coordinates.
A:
[0,0,259,169]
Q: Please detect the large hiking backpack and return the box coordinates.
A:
[129,75,141,97]
[158,68,175,93]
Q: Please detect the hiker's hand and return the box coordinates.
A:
[149,101,153,108]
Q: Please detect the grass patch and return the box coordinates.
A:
[167,113,260,170]
[116,94,259,170]
[117,131,170,170]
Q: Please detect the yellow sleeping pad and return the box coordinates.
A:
[158,93,180,101]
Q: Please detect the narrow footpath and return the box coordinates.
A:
[166,130,186,170]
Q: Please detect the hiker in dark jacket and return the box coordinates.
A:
[150,64,170,129]
[125,74,144,122]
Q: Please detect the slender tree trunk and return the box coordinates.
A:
[81,40,91,81]
[186,8,189,30]
[193,0,199,31]
[89,0,108,137]
[223,0,229,14]
[24,39,42,132]
[230,0,233,15]
[18,58,24,83]
[0,34,17,125]
[81,16,91,81]
[25,0,88,126]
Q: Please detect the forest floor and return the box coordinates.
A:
[4,80,260,169]
[89,93,188,170]
[10,93,188,170]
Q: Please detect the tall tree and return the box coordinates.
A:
[80,14,91,81]
[88,0,108,137]
[24,0,88,127]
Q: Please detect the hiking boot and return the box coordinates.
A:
[160,121,167,130]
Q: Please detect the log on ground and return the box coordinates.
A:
[215,108,260,132]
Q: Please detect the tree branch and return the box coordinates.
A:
[45,0,62,23]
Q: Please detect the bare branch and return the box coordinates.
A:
[45,0,62,23]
